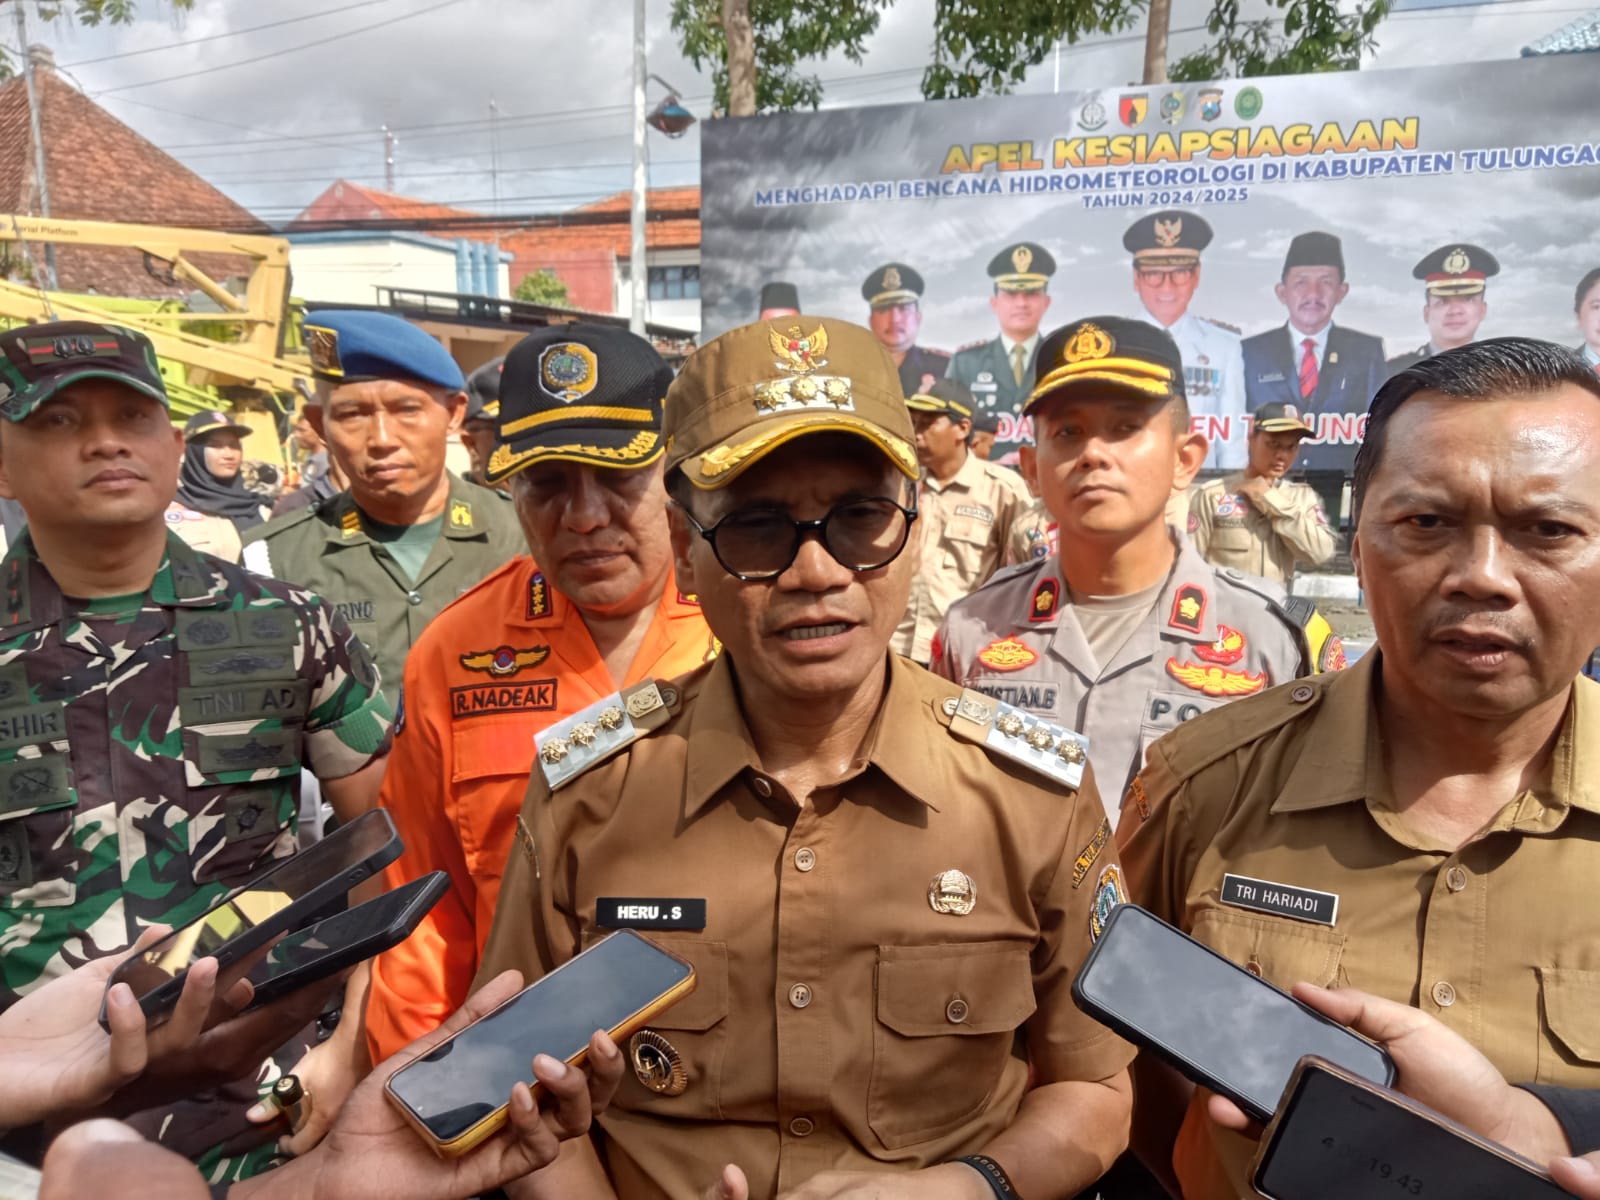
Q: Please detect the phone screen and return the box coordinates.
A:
[1257,1063,1568,1199]
[108,808,396,1002]
[387,930,693,1144]
[248,871,440,988]
[1074,905,1392,1120]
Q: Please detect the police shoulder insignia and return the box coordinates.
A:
[1125,774,1151,822]
[460,644,552,677]
[1071,818,1112,888]
[1029,577,1060,623]
[536,680,678,791]
[340,508,362,540]
[1090,864,1126,943]
[1320,634,1348,673]
[976,637,1038,672]
[1194,624,1245,666]
[1165,657,1267,697]
[1168,583,1207,633]
[676,590,700,607]
[527,571,551,619]
[943,689,1089,791]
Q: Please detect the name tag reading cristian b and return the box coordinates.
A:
[1220,873,1339,927]
[596,898,707,931]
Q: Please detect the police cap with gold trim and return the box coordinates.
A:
[1025,315,1186,415]
[664,316,918,490]
[302,310,465,391]
[464,356,504,424]
[1412,243,1499,297]
[487,323,673,484]
[987,242,1056,293]
[861,262,925,309]
[906,377,975,421]
[1123,209,1213,268]
[0,321,169,422]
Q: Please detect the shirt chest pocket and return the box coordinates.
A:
[0,750,78,908]
[451,721,541,881]
[869,941,1036,1149]
[1536,968,1600,1087]
[940,515,993,577]
[1191,907,1346,991]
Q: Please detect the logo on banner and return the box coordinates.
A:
[1199,87,1224,121]
[1160,91,1185,124]
[1079,99,1107,131]
[1119,93,1147,127]
[1235,85,1264,120]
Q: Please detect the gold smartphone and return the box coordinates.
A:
[1252,1056,1569,1198]
[384,929,697,1158]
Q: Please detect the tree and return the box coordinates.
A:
[513,269,571,308]
[0,0,195,80]
[1167,0,1388,82]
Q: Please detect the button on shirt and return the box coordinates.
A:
[365,556,714,1060]
[893,453,1030,663]
[1118,651,1600,1198]
[476,654,1133,1200]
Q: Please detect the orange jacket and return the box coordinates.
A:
[366,555,714,1060]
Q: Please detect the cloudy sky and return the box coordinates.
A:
[20,0,1597,226]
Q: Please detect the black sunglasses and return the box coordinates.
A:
[680,496,918,582]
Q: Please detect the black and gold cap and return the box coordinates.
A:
[664,316,918,490]
[464,356,503,424]
[988,242,1056,293]
[486,324,673,484]
[1251,402,1314,436]
[1413,244,1499,297]
[1123,209,1213,269]
[0,321,168,422]
[906,377,975,420]
[861,263,925,309]
[1025,316,1186,415]
[183,409,252,440]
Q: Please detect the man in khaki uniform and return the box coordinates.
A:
[1189,401,1336,585]
[479,316,1135,1200]
[1118,338,1600,1198]
[934,317,1340,817]
[894,378,1030,664]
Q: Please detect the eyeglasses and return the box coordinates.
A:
[1135,266,1196,286]
[680,497,918,581]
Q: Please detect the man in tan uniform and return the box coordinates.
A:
[894,378,1030,664]
[934,317,1340,816]
[1189,401,1336,585]
[1118,337,1600,1198]
[479,316,1135,1200]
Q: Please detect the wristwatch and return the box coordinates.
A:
[953,1153,1024,1200]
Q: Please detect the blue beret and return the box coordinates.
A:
[302,310,464,391]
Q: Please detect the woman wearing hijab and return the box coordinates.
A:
[166,410,272,562]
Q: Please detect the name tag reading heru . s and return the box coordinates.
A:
[1221,873,1339,927]
[596,897,707,931]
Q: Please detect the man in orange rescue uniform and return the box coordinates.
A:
[365,324,714,1059]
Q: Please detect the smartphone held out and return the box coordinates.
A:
[384,930,697,1158]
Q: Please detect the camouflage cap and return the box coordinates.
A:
[0,321,169,422]
[664,316,918,490]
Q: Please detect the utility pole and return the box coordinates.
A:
[382,124,397,192]
[629,0,647,336]
[13,5,57,290]
[489,96,502,298]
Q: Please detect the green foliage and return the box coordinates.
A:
[1,0,194,80]
[513,269,571,308]
[1170,0,1389,80]
[670,0,891,112]
[923,0,1142,99]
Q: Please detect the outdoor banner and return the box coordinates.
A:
[698,54,1600,473]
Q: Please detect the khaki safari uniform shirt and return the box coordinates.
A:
[1189,474,1336,585]
[894,452,1031,663]
[933,534,1334,821]
[366,556,714,1061]
[1118,651,1600,1198]
[477,655,1134,1200]
[241,474,523,709]
[0,532,391,1004]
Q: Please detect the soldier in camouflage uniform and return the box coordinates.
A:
[0,322,392,1180]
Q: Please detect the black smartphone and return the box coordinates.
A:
[385,929,697,1158]
[242,870,450,1009]
[1254,1057,1570,1198]
[101,807,402,1028]
[1071,903,1394,1122]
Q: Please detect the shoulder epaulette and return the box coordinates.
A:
[535,679,681,790]
[246,503,317,543]
[956,338,991,353]
[982,558,1039,588]
[923,346,952,360]
[1201,315,1242,335]
[941,688,1088,792]
[1153,674,1330,782]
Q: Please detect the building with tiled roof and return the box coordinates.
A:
[291,179,501,233]
[0,46,266,296]
[1522,7,1600,53]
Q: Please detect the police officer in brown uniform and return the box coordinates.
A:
[1118,338,1600,1199]
[1189,402,1337,585]
[894,378,1031,665]
[934,318,1339,817]
[478,316,1135,1200]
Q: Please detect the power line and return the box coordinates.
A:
[96,0,469,94]
[59,0,403,69]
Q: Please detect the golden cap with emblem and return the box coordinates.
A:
[1025,315,1187,415]
[485,323,673,484]
[1412,243,1499,297]
[987,242,1056,293]
[664,316,918,490]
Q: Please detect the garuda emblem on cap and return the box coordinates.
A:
[1012,245,1033,274]
[1154,218,1182,247]
[882,266,902,291]
[1064,323,1114,364]
[540,342,598,403]
[769,324,829,375]
[1443,247,1470,276]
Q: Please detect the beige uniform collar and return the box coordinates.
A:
[683,654,945,819]
[924,448,981,495]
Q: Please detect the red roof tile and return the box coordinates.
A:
[0,61,267,298]
[290,180,502,236]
